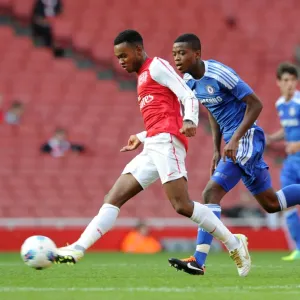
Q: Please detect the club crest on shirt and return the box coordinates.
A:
[289,107,296,117]
[138,71,148,86]
[206,85,214,95]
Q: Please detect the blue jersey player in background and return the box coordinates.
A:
[168,33,300,275]
[267,63,300,261]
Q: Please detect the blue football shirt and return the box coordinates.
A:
[184,59,260,143]
[276,90,300,159]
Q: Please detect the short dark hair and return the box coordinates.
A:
[174,33,201,51]
[276,62,299,79]
[114,30,143,46]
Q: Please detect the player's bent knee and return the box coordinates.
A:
[262,202,281,213]
[255,192,281,213]
[103,192,126,208]
[202,185,223,205]
[171,200,193,217]
[258,198,281,213]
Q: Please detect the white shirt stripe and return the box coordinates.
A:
[205,71,233,90]
[207,66,237,87]
[275,90,300,107]
[208,62,238,87]
[236,129,254,165]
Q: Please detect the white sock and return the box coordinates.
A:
[74,203,120,250]
[191,202,239,251]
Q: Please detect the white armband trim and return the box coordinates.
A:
[136,131,147,143]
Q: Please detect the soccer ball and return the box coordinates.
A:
[20,236,57,270]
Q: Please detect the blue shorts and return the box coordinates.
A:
[281,157,300,188]
[212,128,271,195]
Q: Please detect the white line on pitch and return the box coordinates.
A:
[1,285,300,293]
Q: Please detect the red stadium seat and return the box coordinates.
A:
[1,0,299,218]
[51,17,73,47]
[0,0,12,15]
[12,0,35,24]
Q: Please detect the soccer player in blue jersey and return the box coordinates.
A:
[267,63,300,261]
[168,33,300,275]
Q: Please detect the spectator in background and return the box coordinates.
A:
[31,0,64,57]
[40,127,85,157]
[121,220,162,254]
[5,101,24,125]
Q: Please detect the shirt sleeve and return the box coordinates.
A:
[229,78,253,100]
[136,131,147,143]
[208,62,253,100]
[149,58,199,126]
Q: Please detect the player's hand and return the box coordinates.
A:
[120,135,142,152]
[210,151,221,175]
[222,139,239,163]
[285,142,300,154]
[180,120,197,137]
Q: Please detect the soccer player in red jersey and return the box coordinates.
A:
[55,30,250,276]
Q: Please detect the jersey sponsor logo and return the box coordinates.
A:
[281,119,300,127]
[206,85,214,95]
[138,71,148,86]
[200,96,223,105]
[138,94,154,110]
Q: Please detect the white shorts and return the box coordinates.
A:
[122,133,187,189]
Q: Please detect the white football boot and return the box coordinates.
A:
[55,244,84,264]
[229,234,251,277]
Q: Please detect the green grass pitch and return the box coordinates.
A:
[0,252,299,300]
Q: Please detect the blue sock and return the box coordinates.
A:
[285,209,300,250]
[194,204,221,267]
[277,184,300,209]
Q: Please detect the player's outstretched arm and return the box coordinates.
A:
[120,134,143,152]
[149,58,199,137]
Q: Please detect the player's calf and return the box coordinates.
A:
[255,189,285,213]
[202,180,226,205]
[170,198,194,217]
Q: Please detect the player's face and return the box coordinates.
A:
[172,43,199,73]
[277,73,298,98]
[114,43,142,73]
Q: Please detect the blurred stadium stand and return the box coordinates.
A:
[0,0,298,221]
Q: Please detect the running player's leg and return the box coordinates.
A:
[148,134,250,276]
[56,150,159,264]
[241,159,300,261]
[241,130,300,213]
[168,160,243,273]
[194,160,242,268]
[251,168,300,213]
[249,159,300,260]
[280,161,300,260]
[164,177,250,276]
